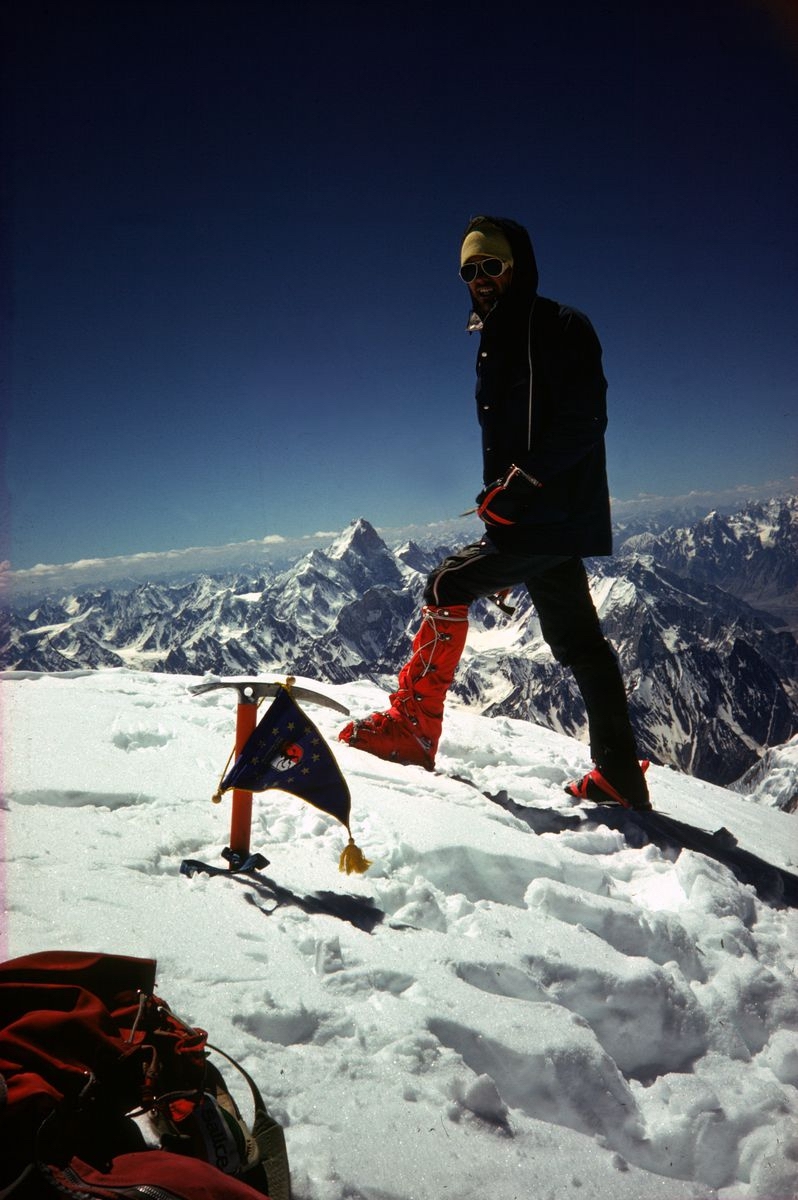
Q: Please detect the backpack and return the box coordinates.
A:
[0,950,290,1200]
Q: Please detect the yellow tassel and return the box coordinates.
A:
[211,789,223,805]
[339,835,371,875]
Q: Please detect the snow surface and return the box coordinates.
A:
[3,669,798,1200]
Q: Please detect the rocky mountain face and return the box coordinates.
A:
[619,495,798,635]
[3,500,797,790]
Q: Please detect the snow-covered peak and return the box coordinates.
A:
[618,494,798,633]
[327,517,389,561]
[394,539,435,574]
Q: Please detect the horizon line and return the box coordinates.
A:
[3,478,796,596]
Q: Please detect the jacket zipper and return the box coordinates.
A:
[526,297,537,451]
[60,1167,182,1200]
[124,1189,183,1199]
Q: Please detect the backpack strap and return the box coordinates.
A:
[207,1043,291,1200]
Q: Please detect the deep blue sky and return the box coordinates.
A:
[3,0,797,570]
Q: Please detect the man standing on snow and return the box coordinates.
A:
[339,215,650,811]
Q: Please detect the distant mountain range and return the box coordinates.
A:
[618,495,798,634]
[8,479,796,600]
[2,496,797,794]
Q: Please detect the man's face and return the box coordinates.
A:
[465,256,513,316]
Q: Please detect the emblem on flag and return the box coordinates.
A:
[271,742,304,771]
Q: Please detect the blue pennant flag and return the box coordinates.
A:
[221,688,351,828]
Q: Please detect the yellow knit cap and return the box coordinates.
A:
[460,223,514,267]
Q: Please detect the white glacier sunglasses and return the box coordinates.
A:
[459,258,511,283]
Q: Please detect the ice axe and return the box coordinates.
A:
[183,676,349,876]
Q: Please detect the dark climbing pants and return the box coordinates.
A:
[423,541,637,764]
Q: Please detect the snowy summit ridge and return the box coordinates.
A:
[3,670,798,1199]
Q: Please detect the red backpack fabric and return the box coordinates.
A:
[0,950,288,1200]
[24,1152,277,1199]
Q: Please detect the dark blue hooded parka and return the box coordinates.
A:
[467,215,612,556]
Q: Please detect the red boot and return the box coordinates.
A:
[339,605,469,770]
[565,760,651,811]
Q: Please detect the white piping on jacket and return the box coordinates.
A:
[526,296,537,452]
